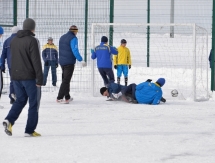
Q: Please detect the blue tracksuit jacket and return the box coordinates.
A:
[0,33,16,70]
[135,82,162,105]
[91,43,118,68]
[107,83,125,98]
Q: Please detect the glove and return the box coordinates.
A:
[56,63,58,68]
[81,61,87,67]
[160,97,166,103]
[45,61,49,66]
[129,65,131,69]
[114,65,117,69]
[91,49,94,54]
[146,79,152,82]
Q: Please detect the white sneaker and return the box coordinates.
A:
[65,98,73,104]
[112,92,122,99]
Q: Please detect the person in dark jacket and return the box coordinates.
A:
[0,26,20,104]
[91,36,118,87]
[57,25,86,103]
[3,18,43,137]
[101,78,166,104]
[42,37,58,86]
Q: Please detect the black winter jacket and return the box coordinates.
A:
[10,30,43,85]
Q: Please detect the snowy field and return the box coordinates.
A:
[0,91,215,163]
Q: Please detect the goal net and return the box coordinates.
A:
[91,23,209,101]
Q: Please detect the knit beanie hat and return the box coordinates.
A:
[156,78,165,87]
[11,26,20,34]
[0,26,4,34]
[101,36,108,43]
[69,25,78,32]
[100,87,107,95]
[23,18,36,30]
[47,37,53,41]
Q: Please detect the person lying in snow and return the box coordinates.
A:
[100,78,166,105]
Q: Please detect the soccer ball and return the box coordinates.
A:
[171,89,178,97]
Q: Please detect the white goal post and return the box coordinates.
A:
[91,23,209,101]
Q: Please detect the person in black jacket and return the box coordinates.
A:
[3,18,43,137]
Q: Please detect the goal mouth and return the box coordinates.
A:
[91,23,209,101]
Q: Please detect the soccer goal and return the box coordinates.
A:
[91,23,209,101]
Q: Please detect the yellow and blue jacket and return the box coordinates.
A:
[113,46,131,65]
[42,43,58,62]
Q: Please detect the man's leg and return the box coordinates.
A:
[43,62,50,86]
[51,61,57,86]
[5,81,28,125]
[57,65,74,100]
[98,68,109,86]
[22,80,41,134]
[121,83,137,100]
[122,65,128,86]
[105,68,115,84]
[117,65,123,84]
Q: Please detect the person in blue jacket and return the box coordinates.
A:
[42,37,58,86]
[102,78,166,105]
[57,25,87,103]
[0,26,20,104]
[91,36,118,87]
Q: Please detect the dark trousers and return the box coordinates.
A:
[8,69,15,100]
[121,83,137,100]
[57,64,74,100]
[98,68,115,86]
[43,60,57,86]
[5,80,41,134]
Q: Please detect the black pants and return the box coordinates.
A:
[98,68,115,85]
[57,64,74,100]
[121,83,137,100]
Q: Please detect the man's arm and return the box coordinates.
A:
[70,38,83,61]
[128,48,131,65]
[152,91,162,105]
[30,38,43,85]
[91,48,97,59]
[0,41,8,71]
[110,46,118,55]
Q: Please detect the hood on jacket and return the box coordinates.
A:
[17,30,35,38]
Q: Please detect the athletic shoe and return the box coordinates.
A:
[25,131,41,137]
[112,92,122,99]
[3,120,12,136]
[160,97,166,103]
[56,99,63,103]
[65,98,73,104]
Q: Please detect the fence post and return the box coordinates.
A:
[13,0,17,26]
[147,0,150,67]
[211,0,215,91]
[109,0,114,46]
[26,0,29,18]
[84,0,88,62]
[170,0,174,38]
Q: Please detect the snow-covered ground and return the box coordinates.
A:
[0,91,215,163]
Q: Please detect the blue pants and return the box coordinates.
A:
[5,80,41,134]
[8,69,15,100]
[98,68,115,86]
[117,65,128,78]
[43,60,57,86]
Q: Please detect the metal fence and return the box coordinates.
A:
[0,0,212,93]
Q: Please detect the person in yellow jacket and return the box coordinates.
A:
[113,39,131,86]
